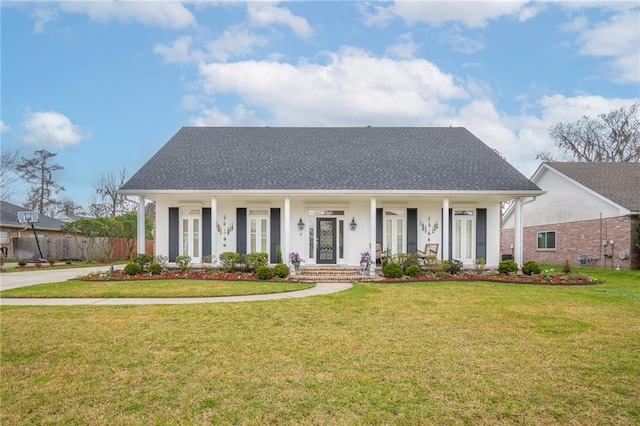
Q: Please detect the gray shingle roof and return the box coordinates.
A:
[0,201,65,231]
[121,127,540,192]
[547,162,640,211]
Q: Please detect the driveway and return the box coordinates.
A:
[0,265,125,291]
[0,266,353,305]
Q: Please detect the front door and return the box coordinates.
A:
[453,211,474,264]
[180,211,201,263]
[316,218,336,264]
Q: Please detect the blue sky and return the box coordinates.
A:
[2,1,639,211]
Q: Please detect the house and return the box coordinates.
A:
[119,127,542,268]
[0,200,66,259]
[501,162,640,270]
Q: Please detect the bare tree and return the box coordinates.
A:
[16,149,65,214]
[89,168,133,217]
[0,148,20,200]
[55,198,85,217]
[539,102,640,162]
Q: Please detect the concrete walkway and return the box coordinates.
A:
[0,265,353,306]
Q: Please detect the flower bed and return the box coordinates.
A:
[80,269,260,282]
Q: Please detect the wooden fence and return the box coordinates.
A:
[13,236,153,261]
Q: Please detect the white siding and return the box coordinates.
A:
[504,167,625,229]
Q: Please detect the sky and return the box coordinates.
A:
[1,0,639,212]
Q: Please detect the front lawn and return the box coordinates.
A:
[0,280,314,298]
[1,268,639,424]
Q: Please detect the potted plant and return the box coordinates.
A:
[360,251,371,274]
[289,252,302,269]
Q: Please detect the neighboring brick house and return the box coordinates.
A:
[0,201,66,259]
[502,162,640,270]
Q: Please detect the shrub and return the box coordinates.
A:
[219,252,241,271]
[498,259,519,275]
[522,261,541,276]
[442,259,463,275]
[473,258,486,274]
[276,245,283,264]
[48,258,57,266]
[245,252,269,271]
[383,262,404,278]
[123,262,142,275]
[148,262,162,275]
[18,260,27,267]
[273,263,290,278]
[256,266,274,280]
[405,264,421,277]
[422,256,444,274]
[175,255,192,272]
[131,253,154,269]
[154,255,168,267]
[563,260,571,274]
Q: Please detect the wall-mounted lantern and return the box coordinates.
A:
[349,217,357,231]
[297,217,305,231]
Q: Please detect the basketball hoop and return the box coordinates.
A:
[17,211,44,259]
[18,211,40,224]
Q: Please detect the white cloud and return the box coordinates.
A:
[206,25,269,62]
[31,6,58,33]
[447,94,640,177]
[154,36,195,64]
[190,104,262,127]
[247,2,313,39]
[439,27,485,54]
[196,47,468,126]
[57,1,196,29]
[363,1,536,28]
[386,33,419,59]
[22,111,88,148]
[573,9,640,83]
[0,121,9,132]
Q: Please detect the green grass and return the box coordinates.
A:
[1,268,639,424]
[0,280,315,298]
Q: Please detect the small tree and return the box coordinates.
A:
[0,148,20,201]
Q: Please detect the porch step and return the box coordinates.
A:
[292,266,379,283]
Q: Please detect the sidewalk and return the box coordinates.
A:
[0,266,353,305]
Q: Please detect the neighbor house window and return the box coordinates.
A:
[537,231,556,250]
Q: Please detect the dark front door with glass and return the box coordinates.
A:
[316,218,336,264]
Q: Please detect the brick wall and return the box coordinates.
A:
[501,215,639,270]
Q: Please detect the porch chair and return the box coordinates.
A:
[416,243,439,264]
[375,243,391,265]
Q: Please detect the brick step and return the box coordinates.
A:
[293,266,379,283]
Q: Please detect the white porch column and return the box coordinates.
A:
[370,198,377,264]
[284,197,291,266]
[442,198,449,260]
[514,197,523,267]
[137,196,146,254]
[211,197,217,261]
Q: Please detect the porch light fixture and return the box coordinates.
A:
[297,217,305,231]
[349,217,357,231]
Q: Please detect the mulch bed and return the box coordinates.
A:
[79,269,600,285]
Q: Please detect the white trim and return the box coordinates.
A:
[120,189,544,197]
[137,196,146,255]
[442,198,449,260]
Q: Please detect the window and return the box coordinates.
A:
[537,231,556,250]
